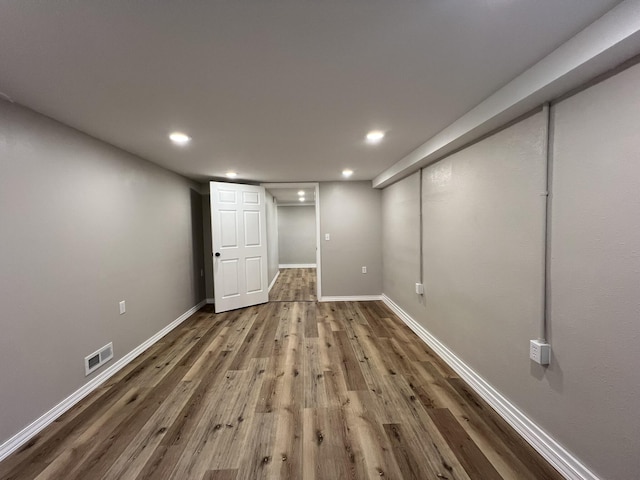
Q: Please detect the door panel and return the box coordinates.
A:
[245,257,262,293]
[221,259,240,297]
[220,211,238,247]
[244,211,261,246]
[211,181,269,312]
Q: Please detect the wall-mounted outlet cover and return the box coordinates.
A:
[415,283,424,295]
[119,300,126,315]
[530,339,551,365]
[362,266,367,274]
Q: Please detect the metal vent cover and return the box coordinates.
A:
[85,342,114,376]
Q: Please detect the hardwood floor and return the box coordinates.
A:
[0,274,562,479]
[269,268,317,302]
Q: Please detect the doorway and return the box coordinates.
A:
[262,182,322,301]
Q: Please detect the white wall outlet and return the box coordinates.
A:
[362,266,367,274]
[415,283,424,295]
[119,300,126,315]
[530,339,551,365]
[325,233,330,241]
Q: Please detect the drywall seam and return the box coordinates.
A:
[381,294,600,480]
[0,300,207,463]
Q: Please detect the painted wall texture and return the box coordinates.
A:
[381,63,640,479]
[277,205,316,265]
[320,182,382,297]
[0,101,204,445]
[265,191,280,283]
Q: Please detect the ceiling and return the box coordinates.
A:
[0,1,621,184]
[267,188,316,206]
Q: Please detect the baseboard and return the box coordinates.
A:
[205,298,215,304]
[381,294,600,480]
[0,299,207,463]
[278,263,317,268]
[319,295,382,302]
[268,270,280,292]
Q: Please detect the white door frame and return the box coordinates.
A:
[262,182,322,300]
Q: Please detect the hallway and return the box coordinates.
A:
[269,268,317,302]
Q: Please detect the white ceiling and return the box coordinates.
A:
[0,1,621,184]
[268,188,316,205]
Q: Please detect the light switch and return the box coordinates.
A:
[325,233,330,241]
[119,301,126,315]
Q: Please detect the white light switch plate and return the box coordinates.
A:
[119,301,126,315]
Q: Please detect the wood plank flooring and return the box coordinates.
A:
[0,271,563,479]
[269,268,317,302]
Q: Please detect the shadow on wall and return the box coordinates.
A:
[202,193,214,300]
[190,188,205,303]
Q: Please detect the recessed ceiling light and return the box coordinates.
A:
[342,169,354,178]
[169,132,191,145]
[366,130,385,144]
[226,172,238,178]
[298,190,305,196]
[299,197,305,202]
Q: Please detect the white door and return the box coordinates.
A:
[210,181,269,313]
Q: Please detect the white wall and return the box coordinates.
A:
[0,101,204,446]
[277,205,316,265]
[381,62,640,480]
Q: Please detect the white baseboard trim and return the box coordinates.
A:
[268,270,280,292]
[205,298,215,304]
[319,295,383,302]
[0,299,207,463]
[278,264,317,269]
[381,294,600,480]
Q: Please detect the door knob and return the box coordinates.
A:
[215,252,221,257]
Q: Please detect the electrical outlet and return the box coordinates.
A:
[119,300,126,315]
[362,266,367,274]
[530,339,551,365]
[415,283,424,295]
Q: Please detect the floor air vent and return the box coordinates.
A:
[85,342,114,376]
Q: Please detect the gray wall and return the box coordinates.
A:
[277,205,316,265]
[381,63,640,480]
[265,191,280,284]
[421,111,547,400]
[382,172,422,311]
[320,182,382,297]
[544,63,640,478]
[202,193,214,300]
[0,101,205,445]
